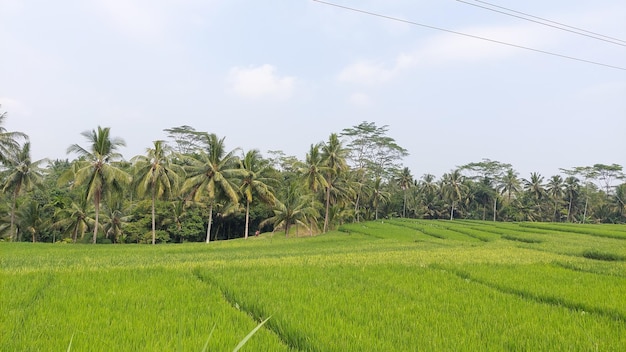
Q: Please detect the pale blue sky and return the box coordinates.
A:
[1,0,625,178]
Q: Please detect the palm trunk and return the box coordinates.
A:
[450,201,455,220]
[324,184,331,233]
[151,190,156,245]
[567,197,573,222]
[205,203,213,243]
[403,190,407,218]
[93,191,101,244]
[10,191,17,242]
[244,201,250,239]
[492,197,497,221]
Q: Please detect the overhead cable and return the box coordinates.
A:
[457,0,626,47]
[311,0,626,71]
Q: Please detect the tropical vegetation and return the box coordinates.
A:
[0,108,624,243]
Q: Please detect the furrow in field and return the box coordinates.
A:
[192,269,303,352]
[436,264,626,323]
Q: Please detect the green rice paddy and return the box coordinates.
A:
[1,220,625,351]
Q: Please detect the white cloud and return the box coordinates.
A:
[337,22,557,85]
[227,64,296,100]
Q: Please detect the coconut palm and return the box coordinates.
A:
[395,167,413,218]
[546,175,565,221]
[260,181,314,237]
[0,106,28,164]
[64,126,130,244]
[563,176,580,222]
[442,169,466,220]
[2,142,46,241]
[16,200,49,242]
[53,198,93,243]
[239,149,276,239]
[371,177,390,220]
[321,133,348,232]
[499,168,521,203]
[181,133,241,243]
[131,140,183,244]
[297,144,328,234]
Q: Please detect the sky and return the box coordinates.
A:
[1,0,625,179]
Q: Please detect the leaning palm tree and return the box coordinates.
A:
[320,133,348,232]
[64,126,130,244]
[131,140,183,244]
[1,142,46,241]
[0,106,28,164]
[181,134,241,243]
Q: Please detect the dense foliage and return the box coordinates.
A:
[1,108,624,243]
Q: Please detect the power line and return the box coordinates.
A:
[311,0,626,71]
[457,0,626,47]
[471,0,626,45]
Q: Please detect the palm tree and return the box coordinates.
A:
[297,144,328,234]
[371,177,391,220]
[499,169,521,203]
[321,133,348,232]
[563,176,580,222]
[1,142,46,241]
[442,169,466,220]
[0,106,28,163]
[181,134,241,243]
[53,198,93,243]
[546,175,565,221]
[523,172,546,221]
[395,167,413,218]
[131,140,182,244]
[239,149,276,239]
[260,181,314,237]
[65,126,130,244]
[16,200,48,242]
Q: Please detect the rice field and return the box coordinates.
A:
[1,220,625,351]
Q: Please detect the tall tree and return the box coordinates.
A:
[163,125,207,155]
[297,144,327,234]
[132,140,182,244]
[442,169,466,220]
[239,149,276,239]
[500,168,521,203]
[546,175,565,221]
[0,106,28,164]
[2,142,46,241]
[321,133,348,232]
[563,176,580,222]
[395,167,413,218]
[181,133,241,243]
[65,126,130,244]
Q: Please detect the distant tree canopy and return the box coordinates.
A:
[0,112,624,244]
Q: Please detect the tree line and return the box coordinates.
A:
[1,109,624,244]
